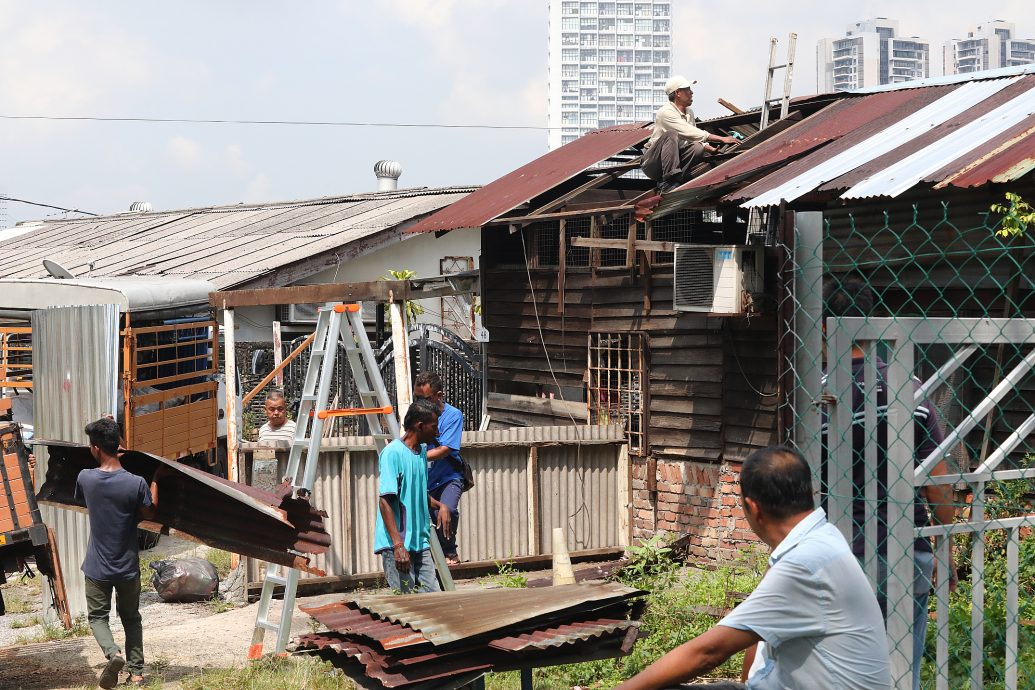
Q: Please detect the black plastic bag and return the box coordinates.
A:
[149,557,218,602]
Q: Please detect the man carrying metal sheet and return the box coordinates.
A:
[640,75,739,195]
[75,417,162,688]
[616,446,891,690]
[413,371,468,566]
[374,399,452,593]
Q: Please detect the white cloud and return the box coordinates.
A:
[165,136,204,170]
[245,173,272,201]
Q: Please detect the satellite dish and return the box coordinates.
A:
[43,259,75,279]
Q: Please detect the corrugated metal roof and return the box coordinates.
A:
[347,582,641,646]
[0,188,476,290]
[848,62,1035,94]
[743,77,1022,207]
[407,124,651,234]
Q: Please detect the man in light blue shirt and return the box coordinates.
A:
[374,399,452,593]
[617,446,890,690]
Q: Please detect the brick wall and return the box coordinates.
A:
[632,458,762,565]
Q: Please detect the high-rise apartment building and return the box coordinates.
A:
[944,21,1035,74]
[817,18,930,92]
[547,1,672,150]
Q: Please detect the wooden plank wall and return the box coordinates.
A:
[482,255,780,464]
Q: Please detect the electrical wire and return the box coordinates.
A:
[518,229,592,549]
[0,114,554,131]
[0,195,98,216]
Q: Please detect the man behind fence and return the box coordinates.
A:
[822,274,957,690]
[616,446,890,690]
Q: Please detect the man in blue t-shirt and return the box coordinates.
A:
[413,372,466,565]
[375,399,452,593]
[75,417,161,689]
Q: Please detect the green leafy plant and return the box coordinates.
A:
[991,193,1035,237]
[380,269,426,322]
[492,561,528,589]
[622,533,676,584]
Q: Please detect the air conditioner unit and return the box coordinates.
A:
[280,303,320,323]
[673,244,764,315]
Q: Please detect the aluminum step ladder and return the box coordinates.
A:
[760,32,797,129]
[247,303,454,659]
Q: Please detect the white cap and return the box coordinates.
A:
[664,75,696,95]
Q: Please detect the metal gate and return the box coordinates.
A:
[283,322,484,434]
[785,208,1035,688]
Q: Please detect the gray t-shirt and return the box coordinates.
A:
[75,468,152,582]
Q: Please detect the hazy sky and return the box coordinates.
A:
[1,0,1032,227]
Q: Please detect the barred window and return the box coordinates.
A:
[588,332,647,453]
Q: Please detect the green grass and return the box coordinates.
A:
[1,591,35,614]
[206,548,233,579]
[177,655,356,690]
[9,614,41,629]
[15,614,89,644]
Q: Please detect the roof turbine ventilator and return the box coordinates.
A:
[374,160,402,192]
[129,201,153,213]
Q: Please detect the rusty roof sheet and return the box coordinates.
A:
[347,582,642,646]
[701,75,1035,208]
[293,589,645,689]
[488,617,639,651]
[406,124,651,234]
[36,441,330,574]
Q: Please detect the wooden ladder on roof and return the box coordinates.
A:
[760,33,798,129]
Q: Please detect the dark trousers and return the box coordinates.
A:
[85,575,144,675]
[641,130,706,185]
[430,479,463,557]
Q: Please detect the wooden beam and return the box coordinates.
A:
[242,332,316,406]
[485,204,639,226]
[589,216,601,271]
[209,274,478,308]
[718,98,747,115]
[571,237,675,252]
[528,160,642,217]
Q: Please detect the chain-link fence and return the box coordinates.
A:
[781,201,1035,689]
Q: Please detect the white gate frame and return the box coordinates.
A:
[827,316,1035,689]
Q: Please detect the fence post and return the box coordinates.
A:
[792,210,824,487]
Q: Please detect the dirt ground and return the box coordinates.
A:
[0,537,341,690]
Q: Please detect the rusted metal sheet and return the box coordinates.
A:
[36,441,330,574]
[346,582,641,645]
[407,124,651,234]
[488,617,639,651]
[932,119,1035,189]
[294,583,645,689]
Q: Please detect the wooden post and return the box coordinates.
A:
[527,446,540,554]
[389,294,412,426]
[626,216,637,269]
[558,219,566,315]
[223,306,245,593]
[617,444,631,547]
[589,216,600,272]
[272,321,283,387]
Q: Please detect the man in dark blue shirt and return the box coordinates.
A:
[413,372,466,565]
[75,417,160,688]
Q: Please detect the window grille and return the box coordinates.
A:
[588,332,646,453]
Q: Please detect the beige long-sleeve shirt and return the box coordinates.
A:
[645,101,710,148]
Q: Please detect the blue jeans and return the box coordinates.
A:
[877,550,935,690]
[380,548,441,593]
[430,479,463,557]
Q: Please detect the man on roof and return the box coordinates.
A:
[640,75,739,195]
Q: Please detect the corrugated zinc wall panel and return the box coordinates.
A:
[241,425,626,579]
[33,304,120,620]
[539,444,619,553]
